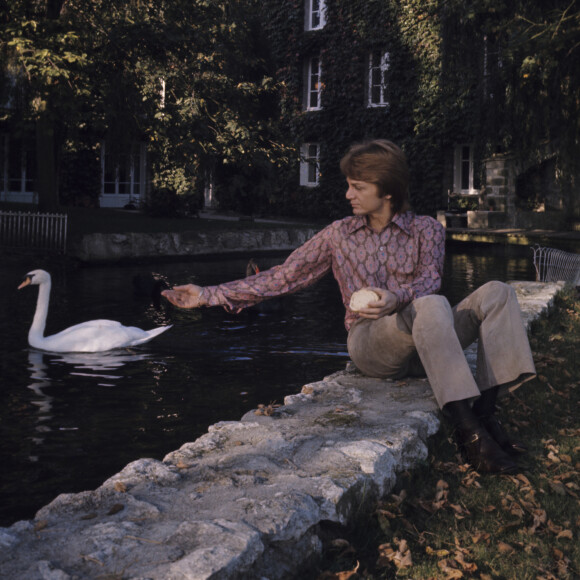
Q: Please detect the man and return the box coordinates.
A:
[162,139,536,474]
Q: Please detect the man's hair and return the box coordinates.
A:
[340,139,411,213]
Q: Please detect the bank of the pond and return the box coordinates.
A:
[65,214,580,263]
[0,281,564,580]
[445,225,580,253]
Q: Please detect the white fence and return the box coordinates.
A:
[0,211,68,253]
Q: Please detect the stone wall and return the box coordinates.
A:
[70,227,319,263]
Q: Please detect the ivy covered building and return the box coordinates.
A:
[262,0,579,227]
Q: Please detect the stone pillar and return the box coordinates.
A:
[483,155,516,226]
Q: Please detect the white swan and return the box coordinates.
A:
[18,269,172,353]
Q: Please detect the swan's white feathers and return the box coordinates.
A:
[20,269,172,353]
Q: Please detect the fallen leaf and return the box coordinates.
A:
[426,546,450,558]
[547,520,563,534]
[437,558,463,579]
[107,503,124,515]
[470,531,490,544]
[556,529,574,540]
[335,560,359,580]
[454,550,477,573]
[497,541,515,554]
[549,481,567,495]
[377,539,412,570]
[114,481,127,492]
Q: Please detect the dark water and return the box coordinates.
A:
[0,243,536,526]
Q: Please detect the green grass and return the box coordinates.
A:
[315,288,580,580]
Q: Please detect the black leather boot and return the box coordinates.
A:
[445,398,518,474]
[456,426,518,474]
[480,415,528,455]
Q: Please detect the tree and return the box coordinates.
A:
[1,0,88,210]
[0,0,289,211]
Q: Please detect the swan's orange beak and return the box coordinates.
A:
[18,277,31,290]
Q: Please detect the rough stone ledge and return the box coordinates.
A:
[0,282,565,580]
[70,228,319,263]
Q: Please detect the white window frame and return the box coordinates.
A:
[305,56,323,111]
[101,141,147,208]
[203,168,216,209]
[300,143,321,187]
[367,50,390,107]
[159,78,166,109]
[305,0,326,31]
[453,144,477,195]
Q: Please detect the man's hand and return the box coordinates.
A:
[356,287,398,319]
[161,284,205,309]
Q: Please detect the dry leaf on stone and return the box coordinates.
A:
[254,401,281,416]
[107,503,124,515]
[114,481,127,493]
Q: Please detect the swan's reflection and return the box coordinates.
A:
[27,348,154,424]
[52,349,154,369]
[25,348,159,462]
[27,350,53,459]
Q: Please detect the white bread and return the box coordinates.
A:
[349,288,380,311]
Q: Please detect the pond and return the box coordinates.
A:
[0,242,536,526]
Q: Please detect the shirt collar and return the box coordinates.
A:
[345,211,413,236]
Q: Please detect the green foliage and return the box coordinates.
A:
[0,0,291,210]
[448,194,479,212]
[59,146,101,208]
[141,187,191,218]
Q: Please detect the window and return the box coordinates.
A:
[101,142,146,207]
[367,50,390,107]
[204,168,216,208]
[453,144,476,195]
[305,56,323,110]
[300,143,320,187]
[0,135,36,202]
[305,0,326,31]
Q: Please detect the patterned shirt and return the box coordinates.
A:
[201,211,446,330]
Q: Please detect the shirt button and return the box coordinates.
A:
[380,246,385,251]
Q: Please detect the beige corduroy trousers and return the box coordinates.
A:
[347,281,536,409]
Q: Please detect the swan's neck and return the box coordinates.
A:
[29,280,50,342]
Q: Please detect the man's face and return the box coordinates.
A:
[345,177,390,217]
